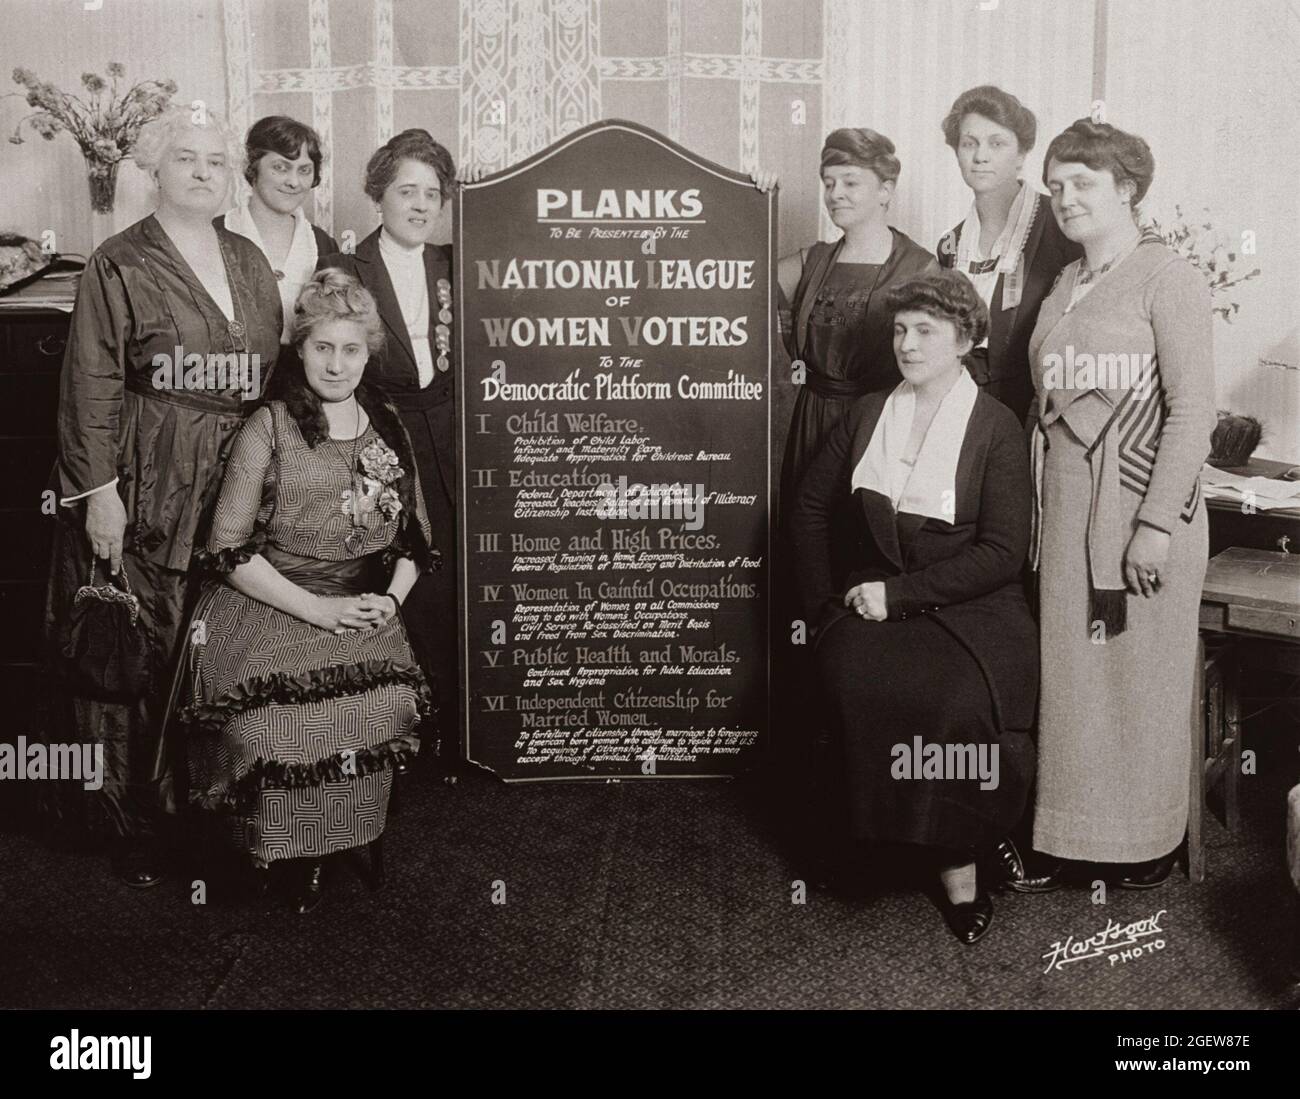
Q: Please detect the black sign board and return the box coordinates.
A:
[456,119,774,781]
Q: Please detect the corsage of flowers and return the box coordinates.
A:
[342,438,405,523]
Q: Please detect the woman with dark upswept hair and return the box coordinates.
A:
[183,268,438,913]
[220,115,339,345]
[935,85,1081,424]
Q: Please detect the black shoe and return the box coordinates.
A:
[1116,849,1178,890]
[933,884,995,945]
[292,860,325,914]
[992,836,1066,894]
[111,844,165,889]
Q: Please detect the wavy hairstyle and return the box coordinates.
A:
[1042,119,1155,205]
[941,85,1037,152]
[269,268,436,572]
[820,127,901,184]
[885,269,990,347]
[363,128,455,203]
[244,114,326,188]
[134,106,241,188]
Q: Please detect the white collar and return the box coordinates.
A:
[955,181,1037,275]
[224,201,310,263]
[851,371,979,525]
[379,227,426,260]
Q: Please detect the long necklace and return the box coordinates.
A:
[811,230,892,333]
[150,217,249,351]
[340,399,369,554]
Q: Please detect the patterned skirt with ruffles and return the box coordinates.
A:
[182,574,431,866]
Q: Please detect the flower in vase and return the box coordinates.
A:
[29,115,62,141]
[91,137,123,163]
[6,63,176,215]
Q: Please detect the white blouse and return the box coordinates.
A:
[379,228,434,388]
[223,201,319,343]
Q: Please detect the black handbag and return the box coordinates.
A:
[56,560,152,702]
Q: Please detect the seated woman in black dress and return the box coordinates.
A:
[790,269,1038,944]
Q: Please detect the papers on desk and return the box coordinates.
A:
[1201,465,1300,510]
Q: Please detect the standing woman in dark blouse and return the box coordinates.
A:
[778,128,935,516]
[319,129,460,764]
[39,108,281,885]
[936,86,1081,424]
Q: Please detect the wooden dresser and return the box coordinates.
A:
[0,279,74,820]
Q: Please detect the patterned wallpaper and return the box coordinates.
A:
[222,0,826,251]
[219,0,1298,457]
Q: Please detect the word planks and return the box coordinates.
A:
[456,119,774,781]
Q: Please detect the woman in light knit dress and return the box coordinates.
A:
[1025,120,1216,889]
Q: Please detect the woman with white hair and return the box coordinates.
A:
[37,107,282,886]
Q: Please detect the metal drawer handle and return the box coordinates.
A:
[36,334,66,357]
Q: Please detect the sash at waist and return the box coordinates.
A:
[263,546,386,595]
[804,368,872,401]
[125,374,251,415]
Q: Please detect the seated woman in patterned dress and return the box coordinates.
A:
[183,268,439,913]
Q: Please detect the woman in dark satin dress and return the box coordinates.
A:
[38,108,281,885]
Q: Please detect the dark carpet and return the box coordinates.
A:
[3,734,1298,1010]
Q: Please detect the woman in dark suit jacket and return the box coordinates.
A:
[791,270,1038,944]
[318,129,458,764]
[936,85,1081,423]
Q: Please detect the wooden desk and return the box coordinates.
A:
[1200,548,1300,640]
[1204,459,1300,558]
[1191,548,1300,882]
